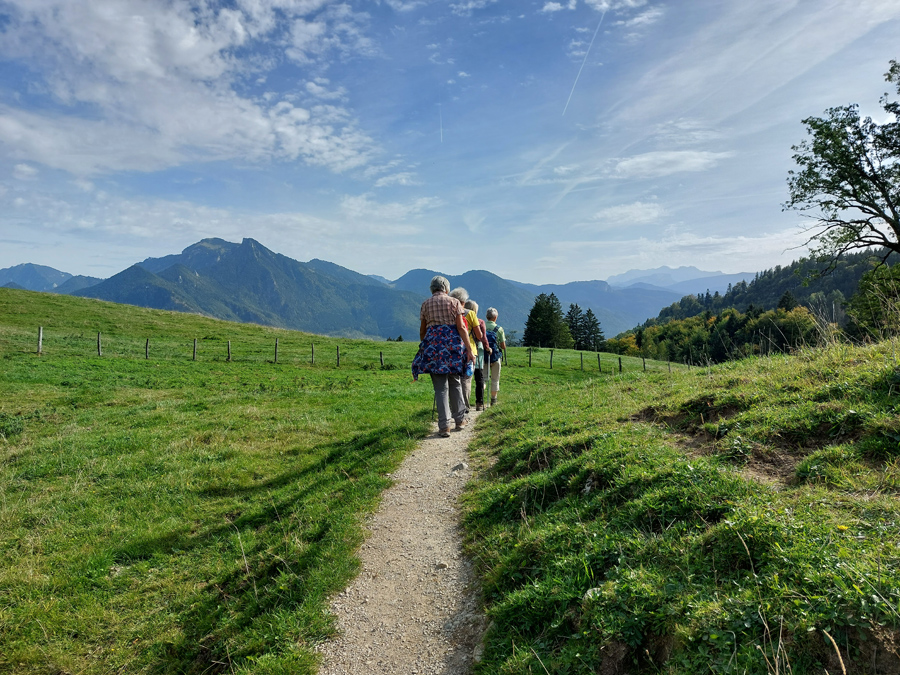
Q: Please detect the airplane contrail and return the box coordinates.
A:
[563,11,605,116]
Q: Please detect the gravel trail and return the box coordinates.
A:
[316,410,487,674]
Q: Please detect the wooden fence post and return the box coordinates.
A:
[37,326,43,355]
[668,360,671,373]
[597,353,601,373]
[193,338,197,361]
[336,345,340,368]
[550,349,554,369]
[380,351,384,367]
[642,357,646,371]
[311,343,315,365]
[528,349,532,367]
[97,332,102,357]
[227,340,232,362]
[618,357,623,373]
[274,338,279,364]
[145,338,149,360]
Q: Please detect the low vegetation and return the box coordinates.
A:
[464,338,900,673]
[0,289,431,673]
[4,287,900,674]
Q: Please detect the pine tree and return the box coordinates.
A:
[582,308,604,351]
[524,293,574,348]
[565,303,585,349]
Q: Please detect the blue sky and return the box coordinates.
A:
[1,0,898,284]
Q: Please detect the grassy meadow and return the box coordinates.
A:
[3,286,900,674]
[464,339,900,673]
[0,288,434,673]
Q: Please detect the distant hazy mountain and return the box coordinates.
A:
[75,238,423,340]
[0,263,72,291]
[55,275,104,294]
[606,266,755,296]
[392,270,681,336]
[10,241,753,339]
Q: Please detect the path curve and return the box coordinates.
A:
[316,410,487,674]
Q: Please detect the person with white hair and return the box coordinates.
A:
[448,287,488,414]
[484,307,506,406]
[412,276,475,437]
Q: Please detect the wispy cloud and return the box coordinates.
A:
[592,201,666,225]
[541,1,577,13]
[613,151,734,178]
[449,0,499,17]
[0,0,379,176]
[340,193,441,224]
[13,164,39,180]
[373,172,423,188]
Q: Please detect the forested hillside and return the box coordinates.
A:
[606,251,900,364]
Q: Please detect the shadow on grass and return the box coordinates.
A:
[106,415,429,673]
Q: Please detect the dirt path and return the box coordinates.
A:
[316,410,487,674]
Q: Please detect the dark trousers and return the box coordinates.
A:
[473,368,485,406]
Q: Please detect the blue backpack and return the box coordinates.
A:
[486,329,503,363]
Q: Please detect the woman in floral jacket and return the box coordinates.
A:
[412,276,475,437]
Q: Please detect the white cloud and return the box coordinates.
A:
[593,201,666,225]
[540,2,576,12]
[13,164,39,180]
[373,172,422,188]
[615,6,664,28]
[0,0,379,176]
[449,0,499,17]
[458,71,471,78]
[383,0,428,11]
[584,0,648,11]
[340,193,441,224]
[613,151,733,178]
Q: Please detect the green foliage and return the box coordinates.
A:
[524,293,574,349]
[785,60,900,265]
[464,340,900,674]
[0,288,429,674]
[846,262,900,339]
[608,306,819,364]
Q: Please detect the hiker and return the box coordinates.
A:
[484,307,506,406]
[412,276,474,437]
[449,287,486,415]
[464,298,491,411]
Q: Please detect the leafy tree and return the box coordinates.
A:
[846,263,900,339]
[524,293,574,348]
[785,60,900,268]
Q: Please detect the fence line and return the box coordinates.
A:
[28,327,677,374]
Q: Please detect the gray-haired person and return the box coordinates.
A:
[464,298,491,411]
[484,307,506,406]
[411,276,475,437]
[449,287,485,415]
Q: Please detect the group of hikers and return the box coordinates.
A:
[411,275,506,438]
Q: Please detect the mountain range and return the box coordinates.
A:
[0,239,755,340]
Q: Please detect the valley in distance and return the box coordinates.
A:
[0,237,756,342]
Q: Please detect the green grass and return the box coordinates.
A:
[0,289,654,673]
[463,342,900,674]
[0,290,431,673]
[12,288,899,674]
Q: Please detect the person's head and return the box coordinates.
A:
[430,275,450,294]
[465,299,478,314]
[486,307,498,321]
[449,287,469,303]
